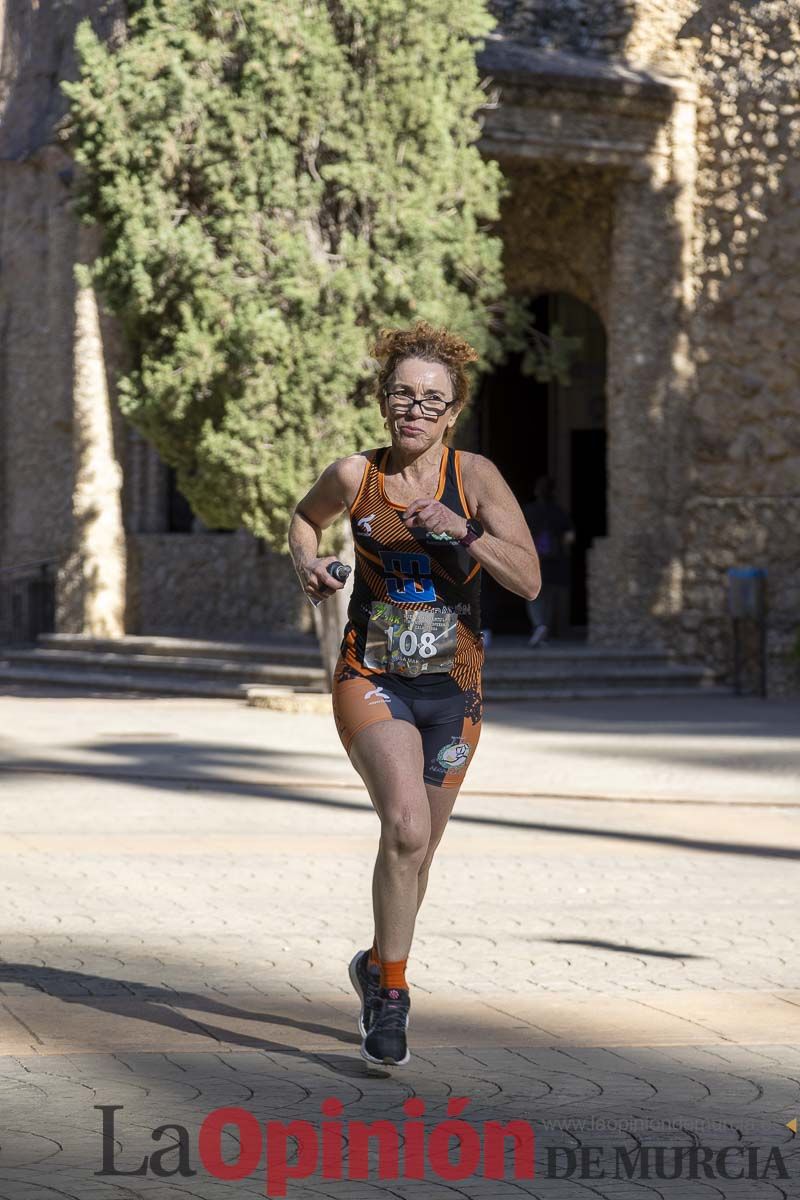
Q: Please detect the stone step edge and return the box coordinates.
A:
[37,632,322,663]
[35,633,685,665]
[483,685,730,701]
[0,665,252,699]
[3,648,325,683]
[3,652,719,691]
[246,685,731,710]
[3,651,716,687]
[0,665,729,703]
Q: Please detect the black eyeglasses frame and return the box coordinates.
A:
[382,388,457,418]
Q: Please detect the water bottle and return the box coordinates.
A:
[327,561,352,585]
[308,560,351,607]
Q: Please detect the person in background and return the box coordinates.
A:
[522,475,575,646]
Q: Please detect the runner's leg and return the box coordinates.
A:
[416,781,460,912]
[349,720,431,964]
[411,683,482,912]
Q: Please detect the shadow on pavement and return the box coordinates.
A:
[483,693,800,738]
[0,739,798,861]
[543,938,707,960]
[0,964,358,1059]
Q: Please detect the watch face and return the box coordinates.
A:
[460,518,483,546]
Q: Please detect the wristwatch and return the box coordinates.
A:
[458,517,484,548]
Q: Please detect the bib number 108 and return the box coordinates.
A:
[389,628,437,659]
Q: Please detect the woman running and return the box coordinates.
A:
[288,321,540,1068]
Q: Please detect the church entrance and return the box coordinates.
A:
[476,291,607,639]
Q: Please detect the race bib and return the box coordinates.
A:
[363,601,458,677]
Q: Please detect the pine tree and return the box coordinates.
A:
[61,0,511,547]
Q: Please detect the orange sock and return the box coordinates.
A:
[380,958,408,990]
[368,939,381,970]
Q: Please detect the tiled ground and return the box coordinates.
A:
[0,689,798,1197]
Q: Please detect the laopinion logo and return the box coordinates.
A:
[95,1098,534,1196]
[95,1099,793,1194]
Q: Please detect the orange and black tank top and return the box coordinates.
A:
[340,445,483,692]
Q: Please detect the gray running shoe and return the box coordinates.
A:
[348,948,381,1037]
[360,986,411,1068]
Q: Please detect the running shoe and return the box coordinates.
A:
[528,624,548,647]
[361,986,411,1067]
[348,949,381,1037]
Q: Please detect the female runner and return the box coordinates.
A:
[288,321,539,1068]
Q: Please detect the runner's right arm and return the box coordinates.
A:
[288,456,363,603]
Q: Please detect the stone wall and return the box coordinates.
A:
[489,0,697,67]
[682,497,800,695]
[489,0,636,57]
[678,0,800,693]
[486,2,800,695]
[0,147,76,605]
[126,532,311,641]
[0,0,127,639]
[481,40,700,653]
[499,161,616,326]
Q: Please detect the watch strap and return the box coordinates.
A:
[458,517,484,548]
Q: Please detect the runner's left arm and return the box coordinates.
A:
[464,456,541,600]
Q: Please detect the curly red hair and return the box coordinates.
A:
[370,320,480,412]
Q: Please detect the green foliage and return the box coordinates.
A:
[61,0,512,542]
[503,305,584,386]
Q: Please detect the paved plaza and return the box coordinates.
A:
[0,685,799,1197]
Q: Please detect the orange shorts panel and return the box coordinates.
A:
[331,656,482,789]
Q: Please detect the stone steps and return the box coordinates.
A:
[1,646,325,688]
[37,632,322,664]
[492,662,712,686]
[0,632,725,702]
[0,663,250,699]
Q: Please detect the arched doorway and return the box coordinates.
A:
[476,291,607,639]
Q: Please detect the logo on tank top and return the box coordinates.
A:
[379,550,436,603]
[357,513,376,536]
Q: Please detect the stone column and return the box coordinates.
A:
[57,225,126,636]
[588,81,698,649]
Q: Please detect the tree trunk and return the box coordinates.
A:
[311,515,355,689]
[59,223,127,636]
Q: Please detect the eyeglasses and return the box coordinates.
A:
[383,388,456,419]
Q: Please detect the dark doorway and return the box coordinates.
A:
[166,466,194,532]
[165,466,235,534]
[570,428,607,626]
[476,292,607,639]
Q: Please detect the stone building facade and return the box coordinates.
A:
[477,0,800,691]
[1,0,798,692]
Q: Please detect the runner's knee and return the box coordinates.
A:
[380,806,429,861]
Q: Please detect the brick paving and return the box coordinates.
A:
[0,689,799,1197]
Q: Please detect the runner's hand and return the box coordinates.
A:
[301,557,347,603]
[401,499,468,542]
